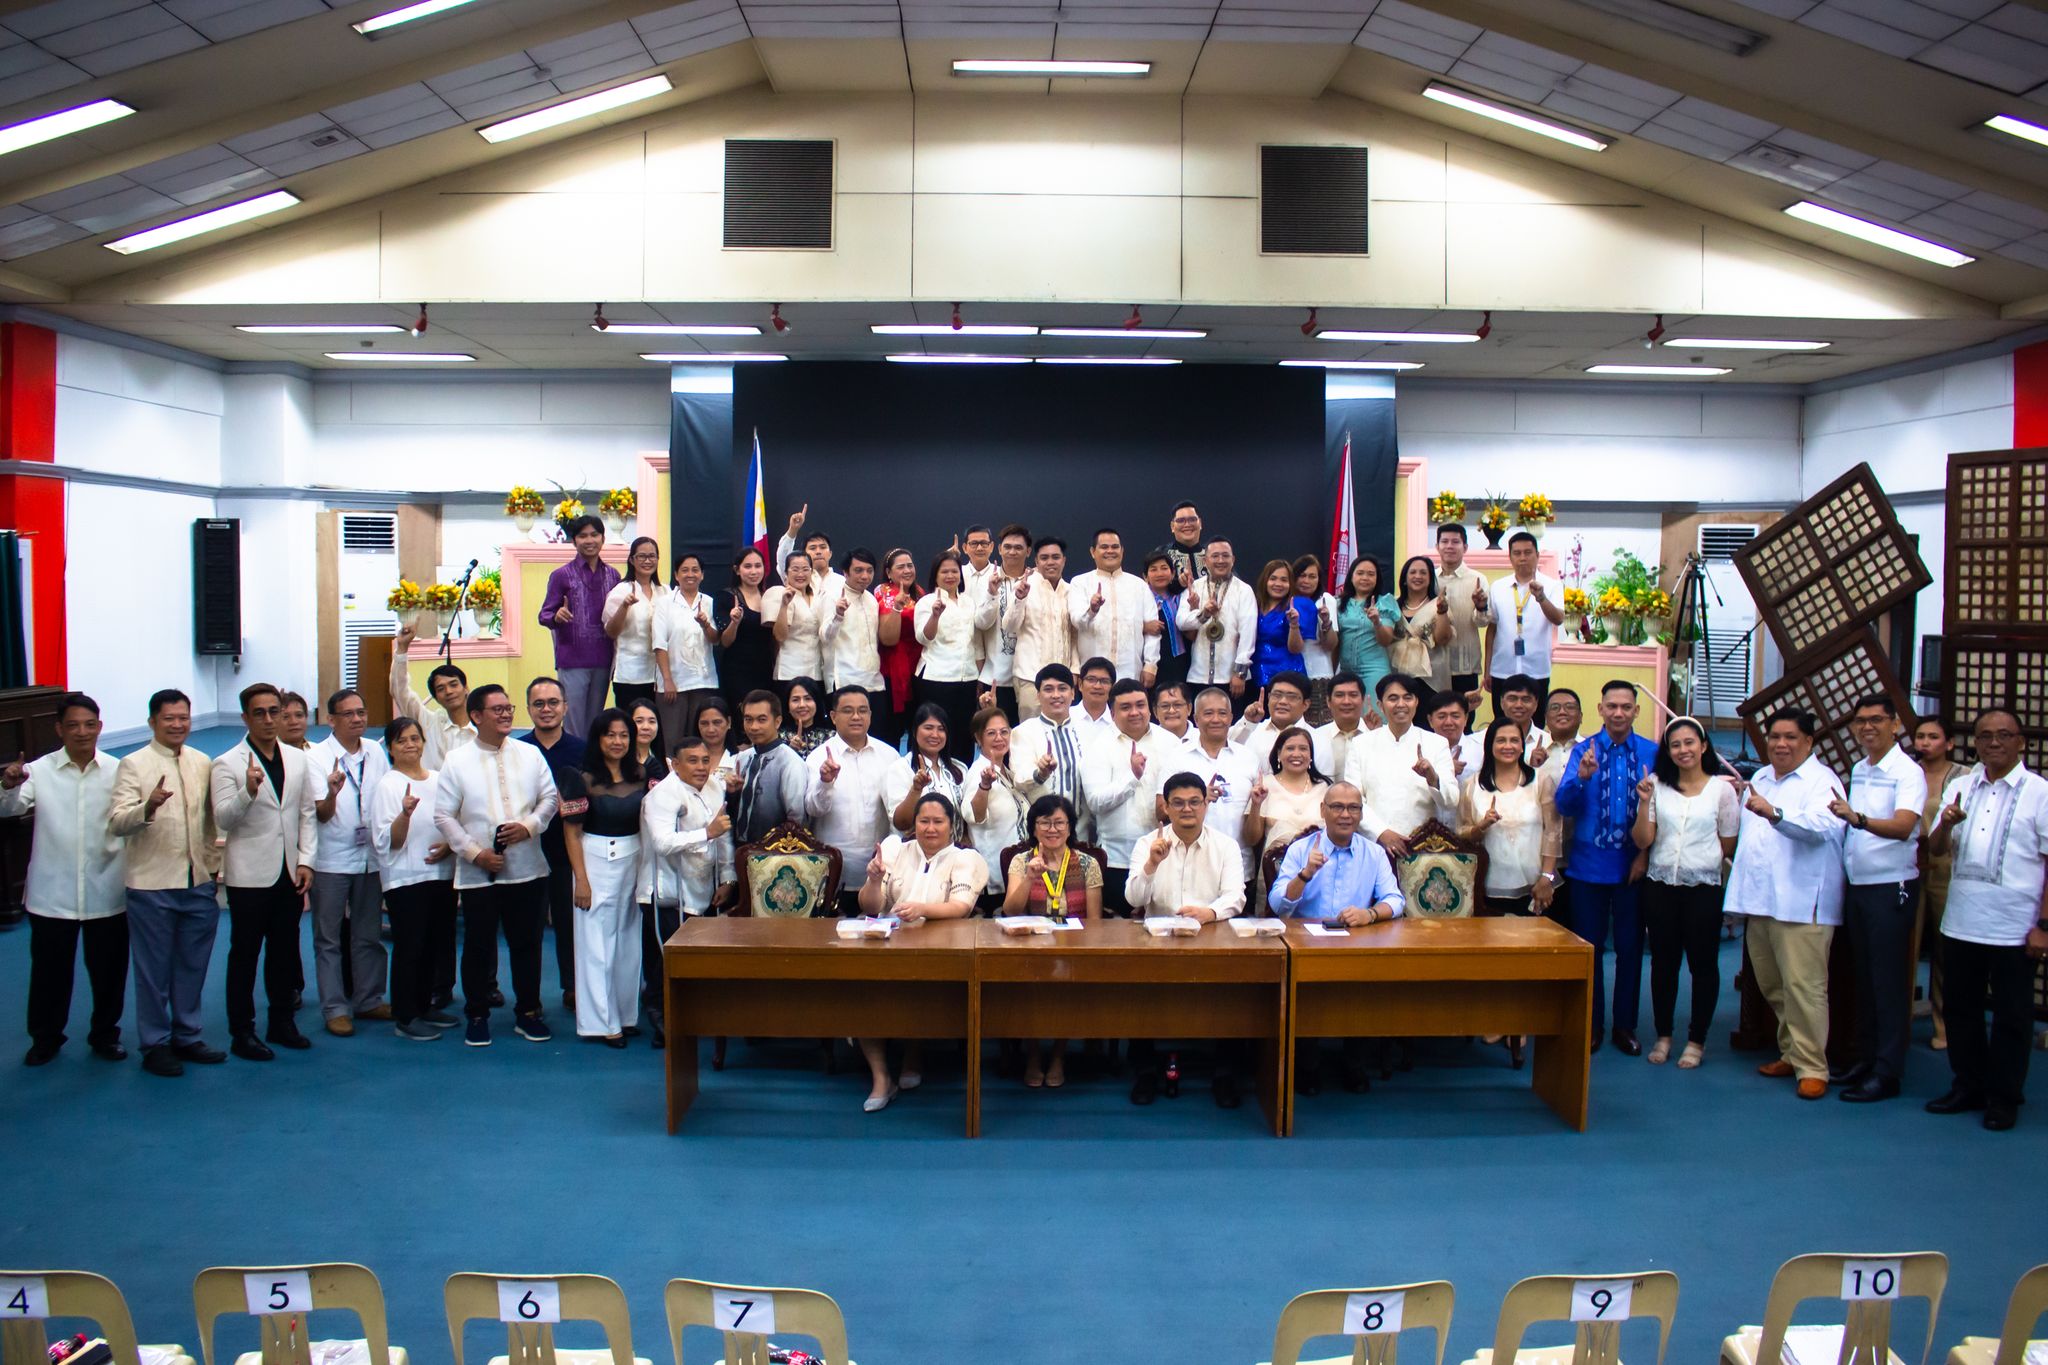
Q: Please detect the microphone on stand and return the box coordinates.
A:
[440,558,480,660]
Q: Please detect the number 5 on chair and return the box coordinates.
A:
[714,1293,775,1334]
[242,1272,312,1317]
[495,1281,561,1325]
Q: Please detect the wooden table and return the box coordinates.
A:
[662,917,982,1135]
[973,919,1290,1136]
[1284,917,1594,1134]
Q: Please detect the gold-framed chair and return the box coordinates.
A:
[1262,826,1323,911]
[1396,819,1488,918]
[443,1273,646,1365]
[1946,1264,2048,1365]
[997,839,1110,906]
[1461,1272,1678,1365]
[0,1270,192,1365]
[1721,1253,1949,1365]
[663,1278,852,1365]
[193,1264,406,1365]
[732,823,841,918]
[1260,1280,1455,1365]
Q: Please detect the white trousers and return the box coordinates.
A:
[575,833,643,1037]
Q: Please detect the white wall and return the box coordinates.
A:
[1802,355,2014,636]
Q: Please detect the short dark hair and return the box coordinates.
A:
[1035,663,1075,690]
[239,682,281,712]
[1328,671,1363,696]
[926,549,964,589]
[1507,530,1537,552]
[1914,712,1951,738]
[846,546,877,571]
[1601,679,1637,699]
[802,531,831,551]
[1975,707,2020,732]
[1765,706,1818,737]
[1478,716,1535,792]
[1266,670,1310,701]
[1397,555,1438,603]
[1436,524,1467,544]
[526,675,564,698]
[469,683,508,714]
[55,691,99,721]
[964,524,991,540]
[384,716,422,752]
[427,661,467,692]
[742,689,783,720]
[566,514,604,540]
[670,735,708,757]
[1091,527,1121,548]
[998,523,1032,546]
[1428,691,1469,718]
[913,791,958,824]
[1161,771,1207,801]
[1077,656,1114,683]
[325,688,363,715]
[1547,687,1581,710]
[1377,672,1420,701]
[148,688,190,718]
[1653,716,1725,789]
[829,685,873,714]
[1852,693,1896,717]
[1026,792,1078,833]
[1150,679,1192,707]
[1141,550,1172,573]
[279,691,307,714]
[581,707,642,784]
[1032,535,1066,558]
[695,695,731,725]
[1110,677,1148,701]
[1171,501,1198,517]
[672,551,702,574]
[1498,675,1541,703]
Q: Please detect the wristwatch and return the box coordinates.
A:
[2035,917,2048,934]
[1855,811,1868,830]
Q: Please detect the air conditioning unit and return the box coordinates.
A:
[1688,524,1759,720]
[337,512,398,690]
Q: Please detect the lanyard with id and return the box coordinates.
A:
[337,752,369,846]
[1512,582,1534,657]
[1040,848,1071,921]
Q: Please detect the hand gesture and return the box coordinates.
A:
[1244,695,1267,724]
[1531,738,1549,769]
[1026,849,1050,879]
[396,623,417,650]
[1129,745,1148,779]
[723,768,743,794]
[932,595,948,617]
[1636,773,1657,802]
[1248,777,1268,808]
[554,602,575,625]
[1577,745,1598,782]
[1437,585,1450,613]
[912,763,932,792]
[627,580,641,604]
[1478,794,1502,830]
[245,754,263,796]
[1089,587,1105,614]
[0,752,24,789]
[978,687,996,710]
[1531,580,1547,602]
[980,763,997,791]
[1197,593,1218,620]
[1014,576,1030,600]
[1412,747,1436,781]
[1207,776,1227,804]
[949,532,961,555]
[1828,796,1854,822]
[1302,841,1329,879]
[820,751,841,784]
[698,604,716,635]
[1363,708,1383,732]
[1365,599,1382,623]
[836,593,850,618]
[787,503,808,537]
[1452,748,1466,778]
[866,850,887,883]
[1144,833,1171,872]
[1178,564,1193,591]
[1938,793,1966,828]
[706,810,731,840]
[573,875,591,910]
[401,783,419,815]
[1745,788,1776,820]
[1472,577,1488,608]
[1284,603,1299,626]
[146,776,174,812]
[326,765,347,799]
[1318,599,1332,629]
[1034,750,1056,782]
[776,591,793,619]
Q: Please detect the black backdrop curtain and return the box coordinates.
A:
[671,362,1396,587]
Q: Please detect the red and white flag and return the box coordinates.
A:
[1328,431,1357,582]
[745,427,770,558]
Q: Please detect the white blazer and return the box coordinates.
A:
[210,740,319,889]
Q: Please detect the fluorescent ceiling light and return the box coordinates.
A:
[1279,360,1424,370]
[237,323,405,335]
[1422,84,1609,152]
[0,99,135,158]
[871,323,1039,336]
[353,0,486,34]
[103,190,300,254]
[1317,329,1480,343]
[323,352,475,363]
[1040,327,1208,339]
[1586,364,1732,376]
[1663,337,1828,351]
[599,323,761,336]
[885,354,1031,364]
[952,59,1150,77]
[1984,114,2048,150]
[1035,356,1182,365]
[640,353,787,362]
[1783,200,1974,268]
[478,75,672,144]
[1569,0,1764,56]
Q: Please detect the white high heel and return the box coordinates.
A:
[862,1084,899,1113]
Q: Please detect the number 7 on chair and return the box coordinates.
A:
[715,1293,775,1334]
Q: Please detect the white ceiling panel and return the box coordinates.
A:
[167,0,331,43]
[1732,0,2048,95]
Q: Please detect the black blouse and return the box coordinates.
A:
[560,770,646,838]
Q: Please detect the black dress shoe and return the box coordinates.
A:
[265,1024,311,1050]
[1840,1077,1901,1103]
[1829,1064,1869,1088]
[1612,1029,1642,1057]
[230,1033,274,1062]
[1925,1086,1987,1114]
[1213,1074,1243,1110]
[1130,1071,1158,1105]
[175,1040,225,1064]
[1984,1104,2019,1131]
[90,1041,128,1062]
[23,1041,59,1067]
[141,1047,184,1078]
[489,988,505,1008]
[1590,1031,1604,1054]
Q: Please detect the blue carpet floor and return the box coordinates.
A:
[6,724,2039,1364]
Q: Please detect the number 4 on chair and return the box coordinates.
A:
[714,1293,775,1334]
[496,1281,561,1325]
[0,1277,49,1319]
[1343,1291,1404,1336]
[1841,1261,1901,1302]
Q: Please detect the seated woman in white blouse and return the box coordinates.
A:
[1459,716,1562,1068]
[965,706,1027,912]
[853,792,987,1112]
[764,550,824,682]
[913,551,983,762]
[883,703,968,843]
[1241,725,1331,863]
[1629,717,1740,1069]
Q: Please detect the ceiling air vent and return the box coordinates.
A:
[1260,144,1368,256]
[724,139,834,250]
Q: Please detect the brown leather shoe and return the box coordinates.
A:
[357,1004,393,1021]
[1757,1059,1795,1078]
[1796,1077,1827,1100]
[325,1016,355,1037]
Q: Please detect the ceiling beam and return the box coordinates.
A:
[0,265,67,305]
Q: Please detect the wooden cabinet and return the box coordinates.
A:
[0,685,63,922]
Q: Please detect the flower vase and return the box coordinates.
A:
[602,511,626,536]
[1522,521,1546,542]
[1600,614,1630,645]
[1482,526,1505,550]
[1643,615,1670,642]
[513,513,536,534]
[480,612,502,639]
[1563,612,1585,643]
[394,608,420,633]
[417,610,445,638]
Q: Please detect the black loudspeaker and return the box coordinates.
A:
[193,518,240,656]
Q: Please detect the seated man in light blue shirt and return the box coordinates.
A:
[1270,782,1407,926]
[1269,781,1406,1096]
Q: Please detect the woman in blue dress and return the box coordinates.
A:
[1333,555,1399,721]
[1251,558,1316,690]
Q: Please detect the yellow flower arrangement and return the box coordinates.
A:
[386,580,424,611]
[598,488,637,518]
[1427,491,1466,524]
[1478,499,1511,534]
[1595,586,1635,617]
[505,486,545,517]
[466,576,502,612]
[1562,586,1591,615]
[1516,492,1554,525]
[553,498,585,523]
[1634,586,1672,618]
[423,583,462,612]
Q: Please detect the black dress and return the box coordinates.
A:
[719,591,777,711]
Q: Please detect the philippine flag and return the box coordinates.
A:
[1329,430,1356,584]
[745,427,769,557]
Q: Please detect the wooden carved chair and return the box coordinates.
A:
[1395,819,1488,918]
[1262,826,1323,912]
[731,823,841,918]
[997,839,1111,913]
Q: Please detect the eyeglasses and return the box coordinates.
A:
[530,698,563,709]
[1165,798,1204,812]
[1325,801,1364,813]
[1033,817,1069,829]
[482,704,516,716]
[1978,729,2022,741]
[1171,515,1199,525]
